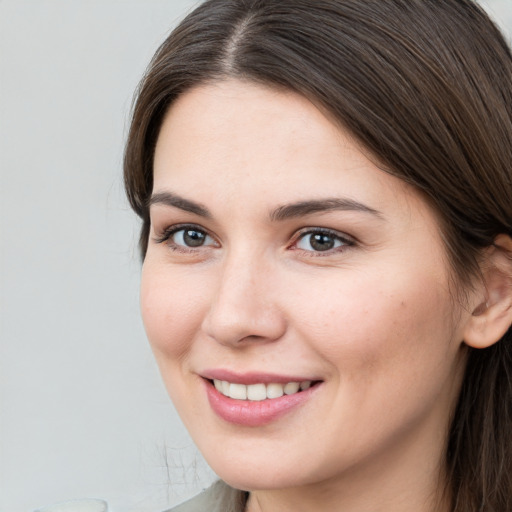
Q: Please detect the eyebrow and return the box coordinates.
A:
[149,191,383,221]
[270,198,383,221]
[148,191,212,218]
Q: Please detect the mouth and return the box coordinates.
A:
[202,375,323,426]
[208,378,316,401]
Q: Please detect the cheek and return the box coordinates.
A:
[140,263,208,362]
[288,266,457,380]
[284,268,463,462]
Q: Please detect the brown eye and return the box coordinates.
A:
[309,233,335,251]
[167,227,216,248]
[295,230,351,253]
[181,229,207,247]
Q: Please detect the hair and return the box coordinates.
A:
[124,1,512,510]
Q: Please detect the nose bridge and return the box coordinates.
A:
[202,248,285,346]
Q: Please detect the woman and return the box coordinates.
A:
[124,1,512,511]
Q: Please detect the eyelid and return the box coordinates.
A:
[152,223,354,256]
[153,223,218,247]
[289,227,355,253]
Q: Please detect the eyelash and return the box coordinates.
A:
[290,227,354,256]
[154,224,355,256]
[154,224,218,253]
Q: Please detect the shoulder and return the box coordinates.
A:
[166,480,247,512]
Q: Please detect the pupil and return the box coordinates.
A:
[184,230,205,247]
[311,233,334,251]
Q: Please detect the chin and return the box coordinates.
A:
[215,467,301,492]
[200,443,325,492]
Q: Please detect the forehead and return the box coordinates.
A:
[153,79,422,223]
[155,80,347,174]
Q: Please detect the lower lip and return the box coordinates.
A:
[204,380,320,427]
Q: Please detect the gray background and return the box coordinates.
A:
[1,1,511,511]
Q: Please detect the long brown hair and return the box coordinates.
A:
[124,1,512,510]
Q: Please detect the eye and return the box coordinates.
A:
[294,229,352,253]
[173,228,214,247]
[155,225,217,250]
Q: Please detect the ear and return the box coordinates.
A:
[464,234,512,349]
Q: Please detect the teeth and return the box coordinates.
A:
[247,383,267,401]
[266,383,284,399]
[284,382,300,395]
[212,379,313,401]
[229,383,247,400]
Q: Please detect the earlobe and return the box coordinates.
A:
[463,234,512,349]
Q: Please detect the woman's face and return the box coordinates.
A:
[142,80,470,494]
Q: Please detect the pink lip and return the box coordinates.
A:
[201,369,318,385]
[202,378,321,427]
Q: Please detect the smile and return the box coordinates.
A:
[213,379,312,401]
[204,376,322,426]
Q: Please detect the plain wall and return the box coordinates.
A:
[1,1,511,511]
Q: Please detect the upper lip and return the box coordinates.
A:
[200,369,321,385]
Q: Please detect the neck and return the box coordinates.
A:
[246,479,450,512]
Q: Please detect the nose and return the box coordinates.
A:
[201,254,287,347]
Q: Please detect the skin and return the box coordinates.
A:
[141,79,476,512]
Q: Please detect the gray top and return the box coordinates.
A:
[167,481,248,512]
